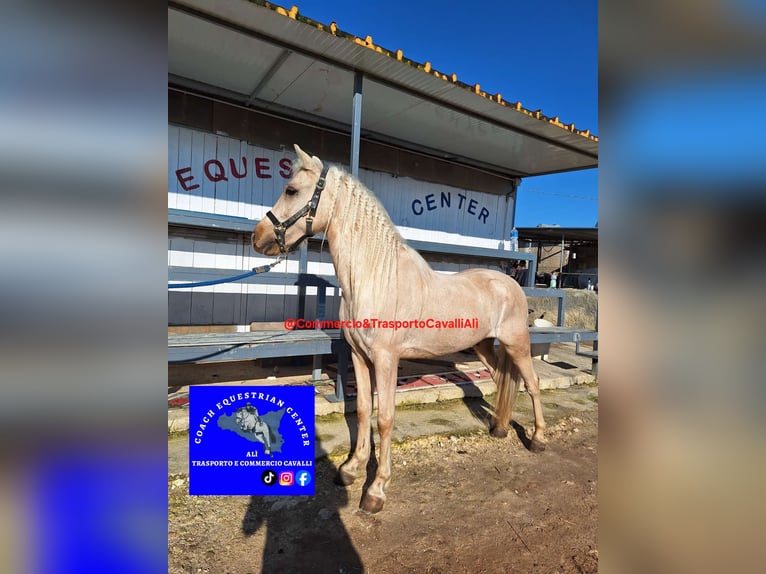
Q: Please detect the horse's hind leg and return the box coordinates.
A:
[473,338,498,378]
[487,344,516,439]
[337,350,373,486]
[508,344,547,452]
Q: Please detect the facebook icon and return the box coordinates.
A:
[296,470,312,487]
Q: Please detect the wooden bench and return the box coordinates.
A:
[524,286,599,374]
[169,328,351,402]
[168,323,597,401]
[168,329,345,364]
[168,209,599,402]
[168,291,598,401]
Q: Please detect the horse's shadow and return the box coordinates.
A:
[410,355,535,450]
[241,437,364,574]
[405,355,494,422]
[458,380,534,450]
[336,353,536,469]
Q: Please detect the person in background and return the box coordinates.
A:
[511,260,528,285]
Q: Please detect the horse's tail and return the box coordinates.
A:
[493,345,522,432]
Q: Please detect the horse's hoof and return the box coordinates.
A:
[529,438,547,453]
[334,468,357,486]
[489,425,508,439]
[360,493,385,514]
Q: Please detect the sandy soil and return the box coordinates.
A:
[169,400,597,574]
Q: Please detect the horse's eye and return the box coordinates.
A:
[285,186,298,196]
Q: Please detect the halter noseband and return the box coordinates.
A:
[265,166,329,254]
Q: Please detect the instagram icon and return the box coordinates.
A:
[278,471,294,486]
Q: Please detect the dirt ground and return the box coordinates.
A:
[168,392,597,574]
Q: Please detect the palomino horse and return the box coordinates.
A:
[253,145,546,513]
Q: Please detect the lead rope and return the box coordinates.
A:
[168,255,286,289]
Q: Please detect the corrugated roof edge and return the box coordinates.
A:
[254,0,598,142]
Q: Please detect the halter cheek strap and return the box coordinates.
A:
[266,166,329,254]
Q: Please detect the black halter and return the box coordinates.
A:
[265,166,329,254]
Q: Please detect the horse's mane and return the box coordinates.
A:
[321,165,433,318]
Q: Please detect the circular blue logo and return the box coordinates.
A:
[295,470,312,487]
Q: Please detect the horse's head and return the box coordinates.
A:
[252,144,330,256]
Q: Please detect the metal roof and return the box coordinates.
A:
[168,0,598,178]
[517,227,598,244]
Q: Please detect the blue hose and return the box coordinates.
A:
[168,270,257,289]
[168,261,281,289]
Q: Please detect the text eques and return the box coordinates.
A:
[175,156,293,191]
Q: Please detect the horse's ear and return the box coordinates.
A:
[293,144,311,167]
[293,144,323,174]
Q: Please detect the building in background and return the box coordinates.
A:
[168,0,598,327]
[517,227,598,288]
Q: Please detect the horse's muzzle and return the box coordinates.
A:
[251,226,279,256]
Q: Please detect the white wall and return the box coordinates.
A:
[168,126,511,325]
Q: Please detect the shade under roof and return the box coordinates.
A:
[517,227,599,244]
[168,0,598,178]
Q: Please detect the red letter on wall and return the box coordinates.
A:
[175,167,200,191]
[254,157,272,179]
[229,157,248,179]
[278,158,293,179]
[204,160,228,182]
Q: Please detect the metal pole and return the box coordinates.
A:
[297,243,308,320]
[559,234,565,277]
[350,71,363,176]
[527,253,537,287]
[311,285,325,382]
[300,243,325,382]
[509,178,520,229]
[327,340,349,403]
[504,178,519,248]
[327,70,363,400]
[502,191,511,252]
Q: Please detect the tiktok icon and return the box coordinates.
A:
[261,470,277,486]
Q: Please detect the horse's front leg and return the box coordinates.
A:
[360,353,398,514]
[337,350,373,486]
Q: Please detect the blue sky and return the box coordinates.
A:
[288,0,598,228]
